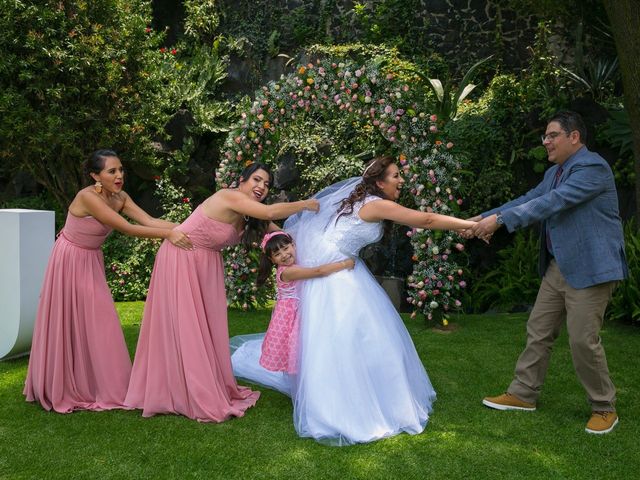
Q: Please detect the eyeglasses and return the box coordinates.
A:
[541,131,567,143]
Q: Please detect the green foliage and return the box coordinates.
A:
[104,176,192,301]
[469,230,541,312]
[0,0,178,209]
[608,221,640,325]
[528,145,549,174]
[350,0,431,57]
[402,55,495,124]
[183,0,220,39]
[598,106,635,187]
[560,57,619,102]
[518,21,571,120]
[447,74,526,215]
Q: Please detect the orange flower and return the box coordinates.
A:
[298,66,306,75]
[435,140,443,146]
[245,160,254,167]
[263,121,271,129]
[411,255,418,262]
[399,153,407,162]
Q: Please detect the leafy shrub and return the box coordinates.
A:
[598,106,635,187]
[608,220,640,325]
[0,0,178,209]
[468,230,540,312]
[447,74,525,216]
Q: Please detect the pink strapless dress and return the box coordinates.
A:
[24,213,132,412]
[125,206,260,422]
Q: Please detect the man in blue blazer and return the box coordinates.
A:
[471,110,627,434]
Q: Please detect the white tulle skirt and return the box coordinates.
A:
[231,259,436,446]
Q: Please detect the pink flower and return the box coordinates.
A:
[459,281,467,288]
[430,114,438,122]
[455,243,464,251]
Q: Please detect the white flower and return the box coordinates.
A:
[430,301,439,309]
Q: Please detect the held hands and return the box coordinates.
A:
[456,215,501,243]
[457,215,481,240]
[168,228,194,250]
[468,214,501,243]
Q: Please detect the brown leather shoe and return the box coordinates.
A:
[585,411,618,434]
[482,392,536,411]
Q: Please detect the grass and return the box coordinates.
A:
[1,302,639,479]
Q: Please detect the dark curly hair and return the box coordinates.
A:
[238,162,275,247]
[336,155,395,223]
[83,149,118,185]
[256,232,294,286]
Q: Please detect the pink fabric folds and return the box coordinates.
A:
[24,213,132,412]
[125,206,260,422]
[260,266,299,373]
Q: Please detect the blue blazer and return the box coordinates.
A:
[484,146,627,289]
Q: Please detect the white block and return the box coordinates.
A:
[0,209,55,360]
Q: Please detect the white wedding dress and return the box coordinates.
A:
[231,178,436,445]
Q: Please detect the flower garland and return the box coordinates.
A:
[217,56,467,321]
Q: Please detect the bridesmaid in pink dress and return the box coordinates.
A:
[24,150,192,413]
[125,163,319,422]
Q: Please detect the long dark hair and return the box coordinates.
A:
[256,232,294,286]
[238,162,274,247]
[336,155,395,222]
[83,149,118,185]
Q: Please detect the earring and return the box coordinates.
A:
[94,181,103,194]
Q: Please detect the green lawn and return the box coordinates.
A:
[1,303,638,479]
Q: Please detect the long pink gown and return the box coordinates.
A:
[24,213,132,412]
[125,206,260,421]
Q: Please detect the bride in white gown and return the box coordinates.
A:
[231,156,476,445]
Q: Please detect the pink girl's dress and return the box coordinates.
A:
[125,205,260,422]
[259,266,299,374]
[24,213,132,412]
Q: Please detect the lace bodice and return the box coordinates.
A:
[326,195,383,258]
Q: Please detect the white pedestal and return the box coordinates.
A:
[0,209,55,360]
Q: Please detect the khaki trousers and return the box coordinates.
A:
[508,260,617,411]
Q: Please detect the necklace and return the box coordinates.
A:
[243,215,249,222]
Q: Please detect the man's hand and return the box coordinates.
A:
[471,214,501,243]
[459,215,483,239]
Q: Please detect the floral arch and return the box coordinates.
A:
[217,56,467,322]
